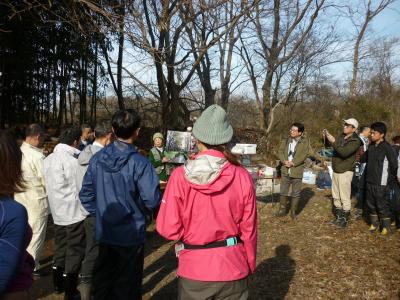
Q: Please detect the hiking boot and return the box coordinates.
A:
[369,214,379,233]
[353,208,363,220]
[381,218,392,236]
[290,196,300,220]
[52,266,65,294]
[337,210,350,229]
[330,207,342,225]
[275,195,289,217]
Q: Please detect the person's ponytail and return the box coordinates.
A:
[203,143,241,166]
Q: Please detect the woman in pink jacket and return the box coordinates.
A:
[156,105,257,300]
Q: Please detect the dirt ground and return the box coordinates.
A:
[31,186,400,300]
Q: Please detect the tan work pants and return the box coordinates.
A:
[332,171,354,211]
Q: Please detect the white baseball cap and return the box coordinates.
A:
[343,118,359,129]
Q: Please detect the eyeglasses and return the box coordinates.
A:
[289,128,298,132]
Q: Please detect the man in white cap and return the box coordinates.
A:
[323,118,362,228]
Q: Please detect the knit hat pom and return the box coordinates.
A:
[192,104,233,145]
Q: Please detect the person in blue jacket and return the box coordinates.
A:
[79,109,161,300]
[0,130,34,298]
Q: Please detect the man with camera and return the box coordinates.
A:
[323,118,362,229]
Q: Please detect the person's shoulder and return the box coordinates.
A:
[29,147,45,160]
[232,164,253,180]
[384,141,397,153]
[352,133,362,142]
[44,151,55,162]
[171,165,185,178]
[278,137,288,148]
[299,136,310,144]
[131,150,153,166]
[0,197,27,219]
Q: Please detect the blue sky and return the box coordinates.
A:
[326,1,400,81]
[110,1,400,99]
[373,3,400,36]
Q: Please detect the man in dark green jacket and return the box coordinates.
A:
[276,123,310,220]
[323,118,361,228]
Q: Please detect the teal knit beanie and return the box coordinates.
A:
[193,104,233,145]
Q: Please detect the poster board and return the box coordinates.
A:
[165,130,192,163]
[166,130,191,152]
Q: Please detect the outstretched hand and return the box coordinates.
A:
[322,130,335,143]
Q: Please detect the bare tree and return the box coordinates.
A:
[183,1,247,110]
[349,0,395,97]
[121,0,249,130]
[239,0,333,137]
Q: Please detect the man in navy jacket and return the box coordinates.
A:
[79,109,161,300]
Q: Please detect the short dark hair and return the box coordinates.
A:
[81,123,92,131]
[0,130,24,197]
[94,122,112,139]
[112,109,141,139]
[359,126,370,133]
[59,126,81,146]
[291,122,305,133]
[25,123,44,137]
[392,135,400,144]
[370,122,387,137]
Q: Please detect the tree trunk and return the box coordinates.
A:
[116,1,125,109]
[90,42,98,123]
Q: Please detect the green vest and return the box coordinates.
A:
[150,147,164,175]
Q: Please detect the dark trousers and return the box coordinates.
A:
[80,215,98,281]
[280,175,302,198]
[355,172,366,210]
[178,277,249,300]
[389,182,400,228]
[92,243,144,300]
[54,221,85,274]
[366,183,391,219]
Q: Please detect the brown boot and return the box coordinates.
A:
[275,195,289,217]
[290,196,300,220]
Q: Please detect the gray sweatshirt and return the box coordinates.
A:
[76,142,104,193]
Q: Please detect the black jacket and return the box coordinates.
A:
[361,140,398,186]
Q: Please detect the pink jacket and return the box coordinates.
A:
[156,150,257,281]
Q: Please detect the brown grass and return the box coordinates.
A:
[32,187,400,300]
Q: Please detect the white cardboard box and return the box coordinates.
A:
[231,144,257,155]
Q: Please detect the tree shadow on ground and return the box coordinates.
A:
[142,244,177,297]
[296,187,315,216]
[148,276,178,300]
[249,244,295,300]
[258,187,314,218]
[257,193,281,205]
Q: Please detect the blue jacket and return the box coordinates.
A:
[79,140,161,246]
[0,197,32,294]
